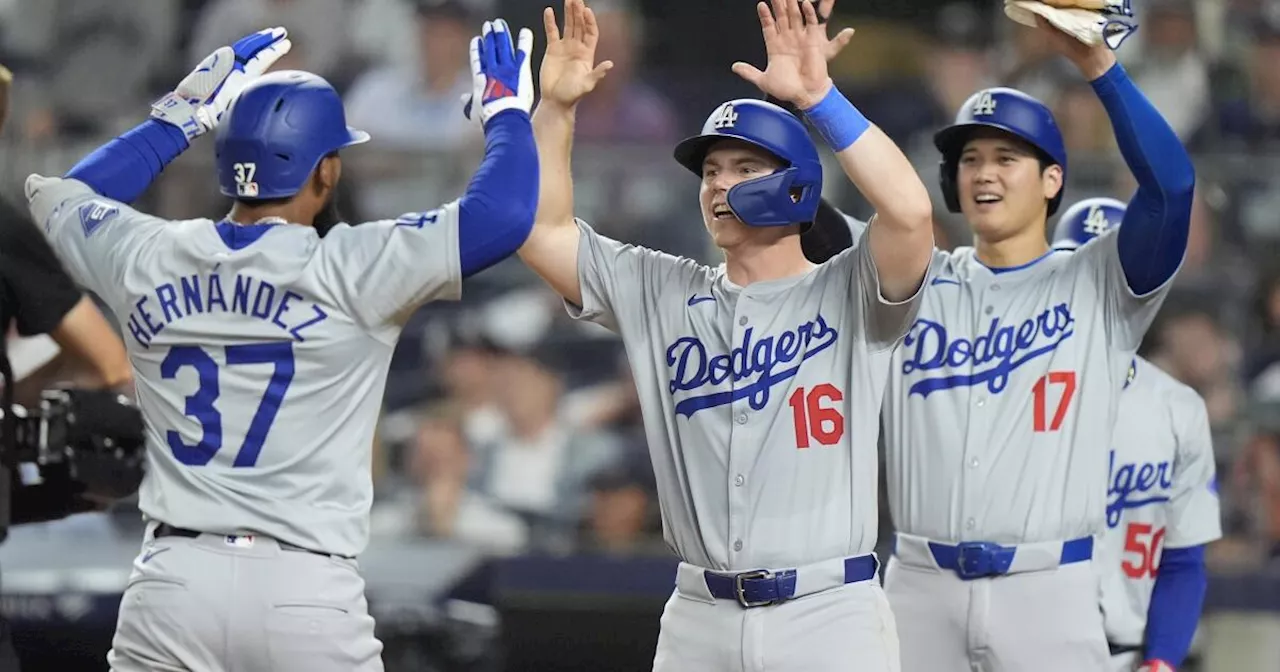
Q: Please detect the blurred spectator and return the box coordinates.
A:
[864,2,996,155]
[579,445,664,556]
[1173,185,1257,305]
[1119,0,1211,140]
[467,341,624,554]
[188,0,353,86]
[1246,269,1280,398]
[998,19,1078,106]
[1193,6,1280,151]
[439,328,508,448]
[344,0,482,152]
[1230,430,1280,564]
[5,0,178,142]
[408,402,528,553]
[571,0,677,145]
[1146,300,1245,425]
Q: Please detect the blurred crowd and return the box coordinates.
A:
[0,0,1278,573]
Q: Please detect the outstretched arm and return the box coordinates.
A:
[517,0,613,307]
[64,28,293,204]
[733,0,932,301]
[1038,20,1195,296]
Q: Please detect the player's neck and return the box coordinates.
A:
[973,227,1051,270]
[228,202,311,228]
[722,236,814,287]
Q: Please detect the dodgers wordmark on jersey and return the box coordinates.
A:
[28,177,461,558]
[1099,356,1222,647]
[882,229,1175,545]
[565,219,926,571]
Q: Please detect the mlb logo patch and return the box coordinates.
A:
[225,534,255,548]
[236,181,260,198]
[78,201,119,238]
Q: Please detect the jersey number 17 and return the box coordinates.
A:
[162,343,295,467]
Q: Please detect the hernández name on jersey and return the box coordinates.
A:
[666,314,839,418]
[126,271,330,349]
[900,303,1075,397]
[1106,448,1172,528]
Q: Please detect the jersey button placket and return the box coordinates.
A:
[961,282,993,538]
[728,300,753,563]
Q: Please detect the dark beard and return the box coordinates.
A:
[312,194,343,237]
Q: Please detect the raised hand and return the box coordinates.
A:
[732,0,836,111]
[814,0,856,63]
[151,27,292,141]
[538,0,613,109]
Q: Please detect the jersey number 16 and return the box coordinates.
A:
[162,342,295,467]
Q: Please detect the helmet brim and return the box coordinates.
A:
[933,122,1060,167]
[673,133,788,177]
[344,127,371,147]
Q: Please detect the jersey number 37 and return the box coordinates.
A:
[162,343,295,467]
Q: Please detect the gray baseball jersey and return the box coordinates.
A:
[1098,356,1222,647]
[565,219,925,571]
[882,230,1175,544]
[28,177,461,557]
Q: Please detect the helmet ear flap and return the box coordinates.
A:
[939,157,962,214]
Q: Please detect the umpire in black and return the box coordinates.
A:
[0,62,135,671]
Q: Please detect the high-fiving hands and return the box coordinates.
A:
[538,0,614,110]
[732,0,847,111]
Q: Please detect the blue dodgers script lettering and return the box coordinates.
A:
[666,315,838,418]
[1106,449,1173,528]
[125,272,329,348]
[901,303,1075,397]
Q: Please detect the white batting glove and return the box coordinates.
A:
[461,19,535,127]
[151,27,292,141]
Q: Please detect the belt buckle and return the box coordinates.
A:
[733,569,774,608]
[955,542,997,580]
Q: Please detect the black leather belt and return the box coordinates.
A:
[1108,642,1142,657]
[153,523,347,559]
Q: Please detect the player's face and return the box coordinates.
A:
[699,140,783,248]
[957,133,1062,242]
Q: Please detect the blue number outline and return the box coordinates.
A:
[161,342,296,467]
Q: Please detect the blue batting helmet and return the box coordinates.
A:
[673,99,822,228]
[215,70,370,200]
[934,87,1068,216]
[1052,197,1126,250]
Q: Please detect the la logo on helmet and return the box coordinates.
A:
[712,103,739,130]
[1083,205,1111,236]
[972,92,997,117]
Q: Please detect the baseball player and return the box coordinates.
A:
[520,0,933,669]
[878,15,1197,672]
[24,20,538,672]
[1054,198,1222,672]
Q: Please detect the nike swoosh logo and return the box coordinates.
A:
[930,277,961,286]
[141,547,171,564]
[687,295,715,306]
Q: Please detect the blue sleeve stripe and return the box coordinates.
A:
[1144,544,1207,666]
[456,110,538,278]
[1090,63,1195,295]
[65,120,190,204]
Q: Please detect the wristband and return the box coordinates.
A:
[801,86,870,152]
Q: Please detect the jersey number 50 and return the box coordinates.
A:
[162,343,295,467]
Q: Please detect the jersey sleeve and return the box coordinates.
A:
[25,176,166,310]
[1072,228,1175,352]
[836,220,930,351]
[317,201,462,335]
[1163,385,1223,549]
[564,218,701,333]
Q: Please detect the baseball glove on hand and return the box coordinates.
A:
[151,27,292,141]
[1004,0,1136,50]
